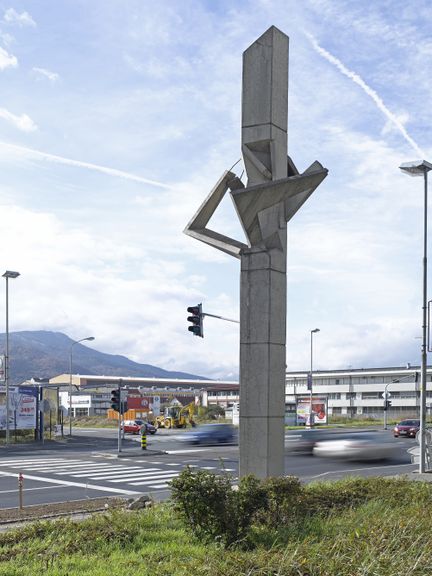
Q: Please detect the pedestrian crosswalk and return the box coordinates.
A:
[0,457,237,491]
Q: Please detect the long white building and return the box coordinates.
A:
[286,366,430,418]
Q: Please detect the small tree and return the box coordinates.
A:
[207,405,225,419]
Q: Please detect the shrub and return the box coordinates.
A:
[171,471,432,550]
[257,476,303,526]
[170,469,265,547]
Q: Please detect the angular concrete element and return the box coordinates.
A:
[184,26,328,478]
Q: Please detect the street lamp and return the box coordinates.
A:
[2,270,20,445]
[400,159,432,473]
[308,328,320,428]
[69,336,95,436]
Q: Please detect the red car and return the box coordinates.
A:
[393,419,420,438]
[121,420,157,435]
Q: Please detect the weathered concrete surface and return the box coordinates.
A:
[184,25,328,479]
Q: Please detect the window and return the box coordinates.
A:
[362,392,380,399]
[327,393,341,400]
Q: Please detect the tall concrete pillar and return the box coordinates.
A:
[184,26,328,479]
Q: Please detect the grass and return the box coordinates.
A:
[1,477,432,575]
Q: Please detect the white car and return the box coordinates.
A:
[313,432,399,461]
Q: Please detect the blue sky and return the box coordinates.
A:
[0,0,431,379]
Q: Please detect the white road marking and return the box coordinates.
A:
[69,466,158,478]
[0,470,140,495]
[110,471,179,483]
[57,465,130,476]
[130,473,180,486]
[166,449,209,454]
[84,468,161,480]
[20,462,107,471]
[0,458,74,466]
[304,462,416,480]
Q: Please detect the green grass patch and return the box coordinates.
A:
[1,478,432,575]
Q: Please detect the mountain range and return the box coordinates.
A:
[0,331,206,385]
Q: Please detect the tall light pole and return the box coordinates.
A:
[308,328,320,428]
[69,336,95,436]
[400,159,432,473]
[2,271,20,445]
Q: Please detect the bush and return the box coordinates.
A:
[170,471,432,550]
[257,476,302,526]
[170,468,265,547]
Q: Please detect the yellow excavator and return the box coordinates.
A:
[153,401,197,429]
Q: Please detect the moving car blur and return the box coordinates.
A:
[285,429,338,454]
[182,423,237,445]
[312,432,400,461]
[286,430,400,461]
[393,419,420,438]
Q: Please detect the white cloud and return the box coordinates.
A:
[32,67,59,83]
[3,8,36,27]
[0,1,430,379]
[0,32,14,46]
[0,46,17,69]
[305,31,425,158]
[0,141,172,187]
[0,108,37,132]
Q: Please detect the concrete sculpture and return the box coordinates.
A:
[184,26,328,478]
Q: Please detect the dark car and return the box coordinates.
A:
[182,423,237,445]
[285,429,340,454]
[393,419,420,438]
[121,420,157,435]
[135,420,157,435]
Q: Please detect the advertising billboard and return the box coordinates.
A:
[296,396,328,425]
[0,385,38,430]
[126,394,161,416]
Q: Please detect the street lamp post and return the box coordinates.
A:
[69,336,95,436]
[308,328,320,428]
[400,159,432,473]
[2,271,20,445]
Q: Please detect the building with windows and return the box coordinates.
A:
[49,374,237,417]
[47,367,432,420]
[286,366,430,419]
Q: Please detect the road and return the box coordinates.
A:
[0,427,417,509]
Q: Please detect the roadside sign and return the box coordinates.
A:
[0,355,5,381]
[381,391,392,398]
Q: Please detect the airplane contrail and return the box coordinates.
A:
[305,32,425,158]
[0,140,172,189]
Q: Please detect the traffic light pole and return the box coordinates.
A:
[117,381,122,454]
[383,384,390,430]
[202,312,239,324]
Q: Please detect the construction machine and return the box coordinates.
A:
[153,401,196,429]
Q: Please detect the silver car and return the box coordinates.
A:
[313,432,400,461]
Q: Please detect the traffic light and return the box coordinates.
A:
[121,399,128,414]
[187,303,203,337]
[383,399,392,411]
[111,389,120,411]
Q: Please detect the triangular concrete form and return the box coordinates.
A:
[230,161,328,246]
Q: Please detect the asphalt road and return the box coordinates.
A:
[0,427,417,510]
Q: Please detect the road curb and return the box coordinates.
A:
[92,450,167,458]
